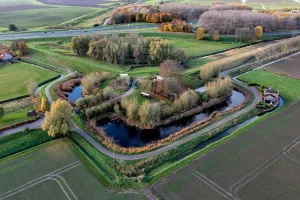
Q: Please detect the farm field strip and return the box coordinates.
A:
[152,101,300,200]
[0,161,81,200]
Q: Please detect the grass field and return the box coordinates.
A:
[0,62,58,101]
[152,101,300,200]
[141,32,244,57]
[238,69,300,103]
[0,139,145,200]
[0,107,33,129]
[0,0,98,30]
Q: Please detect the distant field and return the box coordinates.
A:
[0,0,98,29]
[153,101,300,200]
[264,54,300,80]
[0,139,144,200]
[38,0,120,7]
[0,62,58,101]
[145,0,300,9]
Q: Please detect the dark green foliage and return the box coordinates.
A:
[0,129,54,159]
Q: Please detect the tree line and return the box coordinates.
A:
[158,20,193,33]
[198,10,300,35]
[71,34,186,65]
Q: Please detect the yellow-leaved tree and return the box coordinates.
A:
[42,99,73,137]
[254,26,263,40]
[40,97,47,112]
[196,27,205,40]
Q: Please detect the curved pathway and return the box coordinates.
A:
[3,51,296,160]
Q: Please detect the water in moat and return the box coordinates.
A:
[97,90,246,148]
[67,85,83,103]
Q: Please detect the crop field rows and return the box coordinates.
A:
[264,53,300,80]
[152,101,300,200]
[0,139,144,200]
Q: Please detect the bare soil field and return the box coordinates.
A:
[38,0,117,7]
[264,54,300,80]
[152,102,300,200]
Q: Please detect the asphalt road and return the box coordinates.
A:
[0,25,299,41]
[0,24,158,40]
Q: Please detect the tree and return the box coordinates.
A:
[42,99,73,137]
[121,96,139,121]
[235,27,254,42]
[196,27,205,40]
[254,26,263,40]
[159,59,182,78]
[164,77,181,96]
[138,101,161,126]
[40,97,47,112]
[206,76,233,98]
[71,36,91,56]
[212,30,220,41]
[9,24,17,31]
[27,79,38,97]
[199,65,219,81]
[81,72,110,95]
[17,40,29,56]
[0,107,4,119]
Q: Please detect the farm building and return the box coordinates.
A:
[264,88,279,105]
[0,52,13,62]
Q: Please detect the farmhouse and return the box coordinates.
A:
[264,88,279,105]
[0,52,13,62]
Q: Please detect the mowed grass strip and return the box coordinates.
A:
[0,62,58,101]
[0,139,144,200]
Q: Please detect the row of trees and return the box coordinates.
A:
[71,34,185,65]
[235,26,263,42]
[198,10,276,34]
[109,3,253,25]
[158,20,193,33]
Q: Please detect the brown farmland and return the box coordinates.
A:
[264,54,300,80]
[152,102,300,200]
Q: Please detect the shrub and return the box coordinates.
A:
[85,102,113,118]
[206,76,233,98]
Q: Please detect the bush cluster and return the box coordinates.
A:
[159,20,193,33]
[71,34,185,65]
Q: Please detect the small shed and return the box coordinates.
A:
[27,110,37,117]
[141,92,151,98]
[195,86,207,93]
[0,52,13,62]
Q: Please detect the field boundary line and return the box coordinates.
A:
[0,161,81,200]
[192,172,233,200]
[192,169,237,200]
[230,135,300,199]
[48,177,72,200]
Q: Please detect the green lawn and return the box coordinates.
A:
[0,62,58,101]
[26,46,126,74]
[140,32,244,57]
[0,138,145,199]
[0,107,34,129]
[238,69,300,103]
[0,0,98,30]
